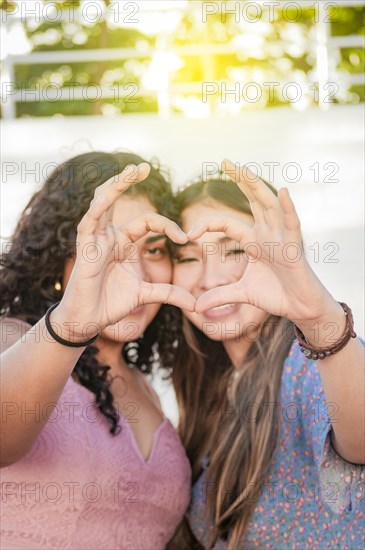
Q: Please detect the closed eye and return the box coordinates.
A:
[173,256,198,264]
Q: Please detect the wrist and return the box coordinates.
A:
[294,302,356,360]
[47,302,100,346]
[295,301,346,347]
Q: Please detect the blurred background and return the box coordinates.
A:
[1,0,364,419]
[2,0,364,116]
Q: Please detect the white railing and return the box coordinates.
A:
[1,0,364,119]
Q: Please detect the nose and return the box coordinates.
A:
[127,252,151,283]
[198,255,235,291]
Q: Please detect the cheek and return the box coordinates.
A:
[172,266,183,286]
[181,311,235,342]
[173,264,199,289]
[224,256,248,278]
[148,259,172,284]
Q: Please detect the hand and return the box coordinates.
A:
[56,163,195,338]
[192,159,338,325]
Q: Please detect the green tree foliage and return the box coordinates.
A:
[1,0,364,117]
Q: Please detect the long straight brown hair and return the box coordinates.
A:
[171,178,295,548]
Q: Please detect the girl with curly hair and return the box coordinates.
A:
[0,152,193,550]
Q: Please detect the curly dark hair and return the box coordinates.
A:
[0,151,179,435]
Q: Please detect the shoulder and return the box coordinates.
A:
[282,339,312,375]
[0,317,32,352]
[282,336,365,383]
[280,339,320,400]
[284,339,316,373]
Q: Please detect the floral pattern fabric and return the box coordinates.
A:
[188,340,365,550]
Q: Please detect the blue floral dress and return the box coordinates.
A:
[188,340,365,549]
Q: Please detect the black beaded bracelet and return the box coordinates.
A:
[45,302,99,348]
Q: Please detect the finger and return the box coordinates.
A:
[139,282,196,312]
[222,159,280,225]
[186,215,251,243]
[89,194,110,232]
[102,163,151,225]
[77,193,109,237]
[195,283,249,313]
[120,212,188,245]
[94,162,150,200]
[278,188,301,238]
[78,164,151,236]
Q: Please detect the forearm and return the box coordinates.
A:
[296,301,365,464]
[0,316,84,467]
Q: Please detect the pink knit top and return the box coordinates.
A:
[0,377,191,550]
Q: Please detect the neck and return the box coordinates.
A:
[223,338,252,369]
[95,337,130,376]
[223,315,270,367]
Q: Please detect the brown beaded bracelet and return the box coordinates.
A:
[294,302,357,360]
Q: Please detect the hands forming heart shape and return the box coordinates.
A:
[60,162,194,333]
[61,159,335,333]
[190,159,336,325]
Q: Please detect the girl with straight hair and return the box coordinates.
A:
[170,160,364,549]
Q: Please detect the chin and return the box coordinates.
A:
[200,322,244,343]
[102,305,160,343]
[102,319,145,343]
[185,307,266,344]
